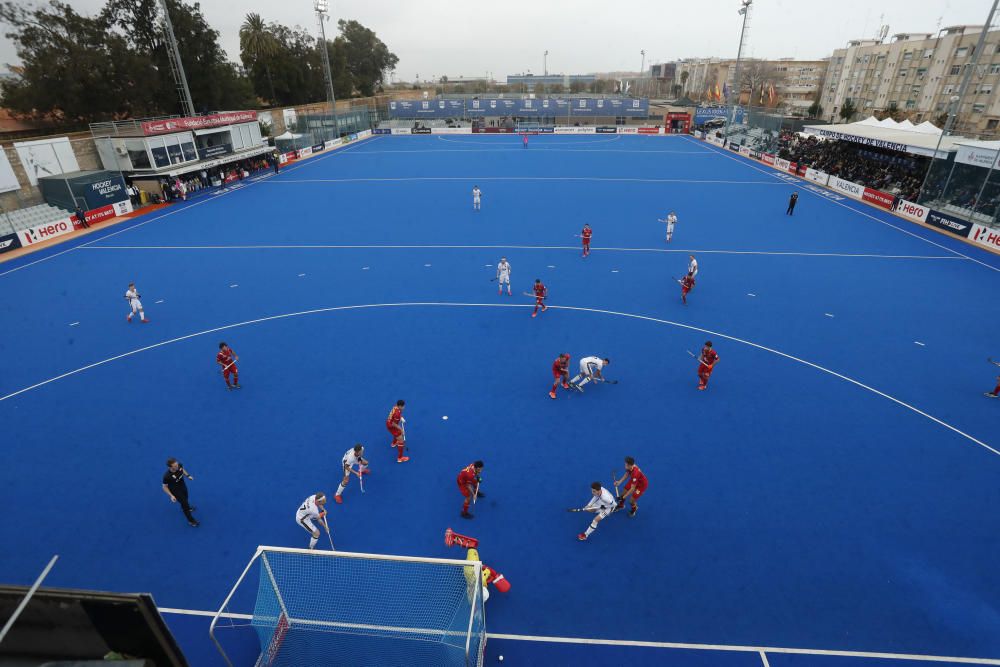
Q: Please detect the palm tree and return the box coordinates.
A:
[680,70,689,94]
[839,98,857,122]
[240,13,278,104]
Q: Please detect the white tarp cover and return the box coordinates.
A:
[802,119,960,158]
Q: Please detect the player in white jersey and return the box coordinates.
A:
[578,482,617,541]
[296,492,329,549]
[335,444,369,504]
[569,356,610,392]
[124,282,149,323]
[472,186,482,211]
[687,254,698,278]
[495,257,511,296]
[657,211,677,242]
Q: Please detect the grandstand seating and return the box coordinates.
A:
[0,203,75,234]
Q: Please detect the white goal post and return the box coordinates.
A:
[209,546,486,667]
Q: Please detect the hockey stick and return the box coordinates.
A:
[222,361,235,372]
[612,471,622,513]
[566,505,611,513]
[523,292,547,299]
[686,350,697,359]
[593,377,618,385]
[355,464,366,494]
[322,515,335,550]
[472,481,480,505]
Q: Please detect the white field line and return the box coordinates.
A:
[157,607,1000,665]
[266,176,785,185]
[0,135,383,278]
[0,302,994,457]
[78,244,961,260]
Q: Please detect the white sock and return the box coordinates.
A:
[584,521,597,537]
[336,483,345,496]
[569,375,581,385]
[139,310,145,319]
[309,536,318,549]
[579,377,591,387]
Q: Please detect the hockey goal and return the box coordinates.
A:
[209,546,486,667]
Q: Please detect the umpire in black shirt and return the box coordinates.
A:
[162,458,199,526]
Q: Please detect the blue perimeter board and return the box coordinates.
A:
[1,134,998,665]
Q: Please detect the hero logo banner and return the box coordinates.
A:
[925,209,972,238]
[970,223,1000,250]
[19,218,75,245]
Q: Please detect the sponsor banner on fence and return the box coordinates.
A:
[708,135,725,146]
[430,127,472,134]
[862,187,896,211]
[113,199,133,216]
[19,217,75,245]
[536,127,554,134]
[617,127,639,134]
[311,143,325,152]
[76,203,115,227]
[775,158,791,170]
[391,128,412,135]
[141,111,258,136]
[830,176,864,200]
[358,129,372,139]
[297,146,313,158]
[596,127,617,134]
[749,150,762,160]
[954,143,999,169]
[0,232,21,254]
[412,128,432,134]
[373,128,392,135]
[728,143,740,152]
[638,127,661,135]
[893,199,929,223]
[739,146,751,156]
[762,154,775,165]
[554,126,597,134]
[925,209,973,238]
[324,140,338,150]
[693,106,744,125]
[804,168,829,185]
[969,223,1000,251]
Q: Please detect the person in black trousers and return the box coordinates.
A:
[74,205,89,228]
[162,458,199,526]
[786,192,799,215]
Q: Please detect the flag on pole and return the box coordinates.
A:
[759,82,765,105]
[722,82,729,100]
[768,83,776,105]
[714,83,721,101]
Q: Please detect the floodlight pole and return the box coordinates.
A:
[315,0,340,139]
[725,0,752,140]
[158,0,195,117]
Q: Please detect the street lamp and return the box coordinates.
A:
[314,0,339,139]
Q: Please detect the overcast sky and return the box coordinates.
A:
[0,0,991,81]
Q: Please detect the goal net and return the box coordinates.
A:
[210,546,486,667]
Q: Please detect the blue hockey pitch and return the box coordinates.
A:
[1,134,998,666]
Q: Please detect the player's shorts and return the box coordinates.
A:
[626,484,646,501]
[473,197,481,204]
[223,365,237,377]
[129,300,143,312]
[698,364,714,377]
[552,369,567,380]
[297,515,317,534]
[387,425,402,437]
[458,482,473,497]
[498,274,510,284]
[595,506,614,520]
[682,286,692,295]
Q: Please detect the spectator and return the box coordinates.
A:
[74,204,89,229]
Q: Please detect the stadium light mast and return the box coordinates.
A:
[639,50,646,97]
[724,0,753,140]
[315,0,340,139]
[158,0,195,116]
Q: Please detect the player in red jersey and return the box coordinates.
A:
[549,353,571,399]
[386,399,409,462]
[697,341,719,390]
[216,342,240,390]
[678,274,695,305]
[522,133,529,148]
[577,224,592,257]
[986,358,1000,398]
[614,456,648,518]
[531,278,548,318]
[457,461,485,518]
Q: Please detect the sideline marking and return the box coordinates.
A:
[156,606,1000,665]
[436,134,624,147]
[686,136,1000,274]
[915,341,926,346]
[1,302,993,457]
[269,176,787,186]
[78,244,964,260]
[759,652,772,667]
[0,136,383,279]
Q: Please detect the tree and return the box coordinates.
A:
[740,60,774,106]
[240,13,278,104]
[547,83,564,94]
[839,98,857,122]
[334,19,398,97]
[807,100,823,118]
[680,70,689,93]
[569,80,587,93]
[671,83,683,97]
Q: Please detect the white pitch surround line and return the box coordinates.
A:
[155,607,1000,665]
[78,245,964,260]
[268,176,787,185]
[759,651,771,667]
[0,302,993,457]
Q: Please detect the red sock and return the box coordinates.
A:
[463,499,470,512]
[396,444,405,459]
[994,383,1000,395]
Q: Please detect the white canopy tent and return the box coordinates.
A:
[802,118,962,158]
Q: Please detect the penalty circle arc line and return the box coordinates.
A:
[0,301,993,458]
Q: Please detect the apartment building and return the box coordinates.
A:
[820,25,1000,138]
[670,58,824,115]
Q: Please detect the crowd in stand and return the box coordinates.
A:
[776,131,926,202]
[156,155,275,203]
